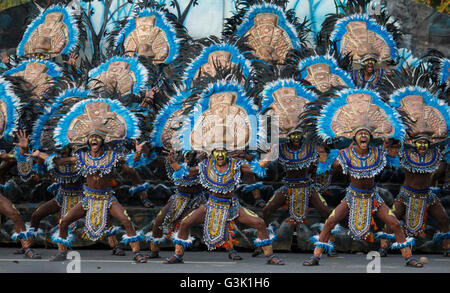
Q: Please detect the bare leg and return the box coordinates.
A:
[379,200,405,256]
[262,191,286,226]
[237,207,284,265]
[309,190,331,219]
[30,199,60,230]
[147,203,171,258]
[428,201,450,255]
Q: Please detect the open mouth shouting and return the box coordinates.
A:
[355,129,370,150]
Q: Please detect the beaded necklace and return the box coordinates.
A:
[199,157,243,194]
[76,150,121,177]
[278,142,318,171]
[338,146,386,179]
[400,146,441,174]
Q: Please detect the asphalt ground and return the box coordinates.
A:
[0,247,449,274]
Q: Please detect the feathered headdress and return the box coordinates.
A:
[389,86,449,146]
[260,78,318,138]
[180,80,262,153]
[298,54,355,92]
[88,56,148,95]
[0,77,21,141]
[223,1,310,64]
[114,7,180,64]
[17,4,79,58]
[316,88,405,143]
[53,98,141,150]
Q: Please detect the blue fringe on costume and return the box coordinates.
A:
[376,232,396,241]
[172,232,195,248]
[0,180,12,193]
[390,237,415,250]
[44,153,58,171]
[317,149,339,174]
[242,182,265,193]
[385,155,400,169]
[51,230,75,249]
[105,226,122,237]
[309,236,335,254]
[144,232,168,245]
[121,231,145,245]
[129,182,151,197]
[125,152,157,169]
[249,159,268,178]
[172,163,190,180]
[4,59,62,78]
[253,231,277,247]
[47,182,62,195]
[433,232,450,243]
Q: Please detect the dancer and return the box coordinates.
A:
[302,88,423,267]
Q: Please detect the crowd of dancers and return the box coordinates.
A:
[0,0,448,268]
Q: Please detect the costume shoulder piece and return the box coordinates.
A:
[88,56,148,95]
[389,86,449,146]
[115,7,180,64]
[225,2,305,64]
[0,77,21,141]
[53,98,141,150]
[3,59,62,98]
[298,55,355,93]
[151,89,192,149]
[260,78,317,138]
[330,14,398,69]
[75,149,122,177]
[278,141,318,171]
[199,157,244,194]
[17,4,79,59]
[337,145,386,178]
[181,80,262,154]
[183,43,253,89]
[317,88,405,143]
[399,146,441,174]
[30,88,92,151]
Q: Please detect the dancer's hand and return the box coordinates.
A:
[134,140,147,155]
[1,51,10,65]
[13,129,30,149]
[63,53,78,67]
[26,149,41,158]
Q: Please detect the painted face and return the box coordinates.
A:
[289,132,303,145]
[363,59,376,73]
[415,139,429,155]
[212,149,228,166]
[354,129,371,150]
[88,134,104,152]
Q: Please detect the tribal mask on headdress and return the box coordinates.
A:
[17,5,79,59]
[53,98,141,149]
[151,89,192,150]
[115,8,180,64]
[181,81,262,153]
[183,43,253,89]
[88,56,148,95]
[3,59,62,98]
[317,88,405,143]
[230,3,303,64]
[0,78,21,141]
[330,14,398,70]
[30,88,92,151]
[260,79,317,139]
[298,55,355,93]
[389,86,449,146]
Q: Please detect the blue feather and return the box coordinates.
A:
[298,55,355,88]
[115,8,180,64]
[317,148,339,174]
[438,58,450,86]
[54,98,141,148]
[0,78,21,140]
[88,56,148,94]
[4,59,62,78]
[17,4,79,56]
[234,4,301,50]
[330,14,398,61]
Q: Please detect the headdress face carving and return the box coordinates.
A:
[66,102,127,145]
[12,62,54,97]
[194,51,234,82]
[391,88,449,144]
[318,89,404,142]
[160,105,189,150]
[261,80,317,139]
[331,15,397,69]
[18,6,78,59]
[89,60,141,95]
[191,91,251,151]
[299,55,355,92]
[124,15,170,62]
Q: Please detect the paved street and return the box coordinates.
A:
[0,247,449,274]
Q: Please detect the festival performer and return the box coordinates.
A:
[0,77,41,258]
[376,85,449,257]
[162,80,284,265]
[27,98,149,263]
[256,79,339,253]
[302,88,424,268]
